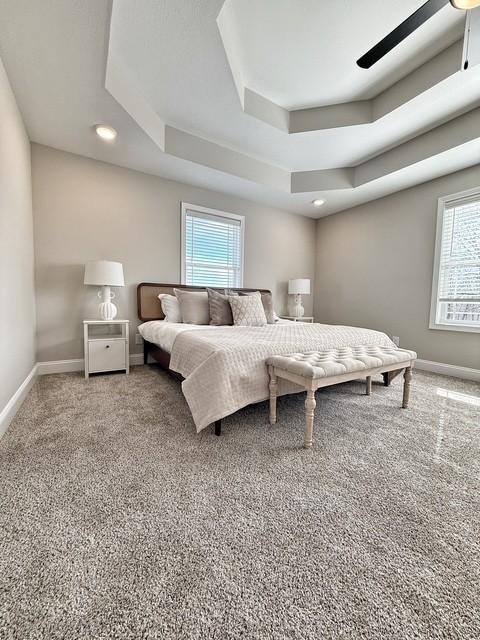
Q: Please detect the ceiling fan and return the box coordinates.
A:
[357,0,480,69]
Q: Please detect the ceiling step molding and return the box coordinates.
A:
[106,42,480,198]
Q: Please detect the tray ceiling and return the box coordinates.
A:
[0,0,479,217]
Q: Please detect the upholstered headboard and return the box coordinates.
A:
[137,282,271,321]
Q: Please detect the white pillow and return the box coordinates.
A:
[174,289,210,325]
[228,291,267,326]
[158,293,182,323]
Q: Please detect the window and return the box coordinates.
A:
[430,188,480,333]
[181,203,244,288]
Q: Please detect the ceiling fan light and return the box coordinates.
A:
[450,0,480,9]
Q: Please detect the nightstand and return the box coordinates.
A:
[280,316,314,323]
[83,320,129,379]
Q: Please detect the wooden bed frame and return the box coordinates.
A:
[137,282,272,436]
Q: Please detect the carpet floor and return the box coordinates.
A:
[0,366,479,639]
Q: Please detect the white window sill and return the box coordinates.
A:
[429,322,480,334]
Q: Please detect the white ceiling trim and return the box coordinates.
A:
[105,49,166,151]
[292,107,480,192]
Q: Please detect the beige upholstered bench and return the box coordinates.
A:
[266,345,417,449]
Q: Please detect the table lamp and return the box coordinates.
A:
[288,278,310,317]
[84,260,124,320]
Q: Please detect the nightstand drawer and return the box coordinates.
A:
[88,339,126,373]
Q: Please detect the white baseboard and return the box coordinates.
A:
[37,358,83,375]
[37,353,144,375]
[415,359,480,382]
[0,364,38,438]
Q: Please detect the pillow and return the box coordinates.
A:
[158,293,182,323]
[228,291,267,326]
[207,288,233,326]
[239,291,275,324]
[174,289,210,325]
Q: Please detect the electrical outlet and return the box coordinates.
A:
[135,333,143,345]
[392,336,400,347]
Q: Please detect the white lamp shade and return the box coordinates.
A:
[84,260,124,286]
[288,278,310,295]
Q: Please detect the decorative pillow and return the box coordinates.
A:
[207,288,233,326]
[174,289,210,325]
[158,293,182,323]
[228,291,267,326]
[239,291,275,324]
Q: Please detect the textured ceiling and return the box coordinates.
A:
[0,0,479,217]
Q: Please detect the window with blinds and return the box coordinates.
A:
[430,190,480,332]
[181,203,244,288]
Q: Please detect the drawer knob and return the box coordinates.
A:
[105,345,110,348]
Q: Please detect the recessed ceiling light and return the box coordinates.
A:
[312,199,325,207]
[95,125,117,141]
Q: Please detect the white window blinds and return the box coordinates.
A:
[182,205,244,288]
[433,193,480,329]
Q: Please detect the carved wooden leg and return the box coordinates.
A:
[304,389,316,449]
[268,366,278,425]
[214,420,222,436]
[402,367,412,408]
[366,376,372,396]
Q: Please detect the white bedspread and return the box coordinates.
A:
[138,321,218,353]
[140,321,395,432]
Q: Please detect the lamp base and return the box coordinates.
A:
[289,294,305,318]
[98,286,117,321]
[99,301,117,321]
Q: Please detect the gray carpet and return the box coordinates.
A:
[0,366,479,640]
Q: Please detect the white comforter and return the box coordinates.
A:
[139,321,395,432]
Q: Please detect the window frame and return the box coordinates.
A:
[180,202,245,288]
[429,187,480,334]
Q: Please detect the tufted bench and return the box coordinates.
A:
[266,345,417,449]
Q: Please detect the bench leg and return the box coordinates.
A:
[304,389,316,449]
[402,367,412,408]
[366,376,372,396]
[268,365,277,425]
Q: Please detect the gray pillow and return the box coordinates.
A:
[174,289,210,325]
[239,291,275,324]
[207,288,233,326]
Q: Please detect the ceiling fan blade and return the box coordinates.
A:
[357,0,450,69]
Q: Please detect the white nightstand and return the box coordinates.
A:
[280,316,314,323]
[83,320,130,379]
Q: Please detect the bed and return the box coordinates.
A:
[137,283,397,434]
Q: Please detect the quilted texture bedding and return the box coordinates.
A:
[169,323,395,431]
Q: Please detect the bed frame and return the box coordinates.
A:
[137,282,272,436]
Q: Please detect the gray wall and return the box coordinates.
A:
[0,58,36,414]
[315,165,480,369]
[32,144,316,362]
